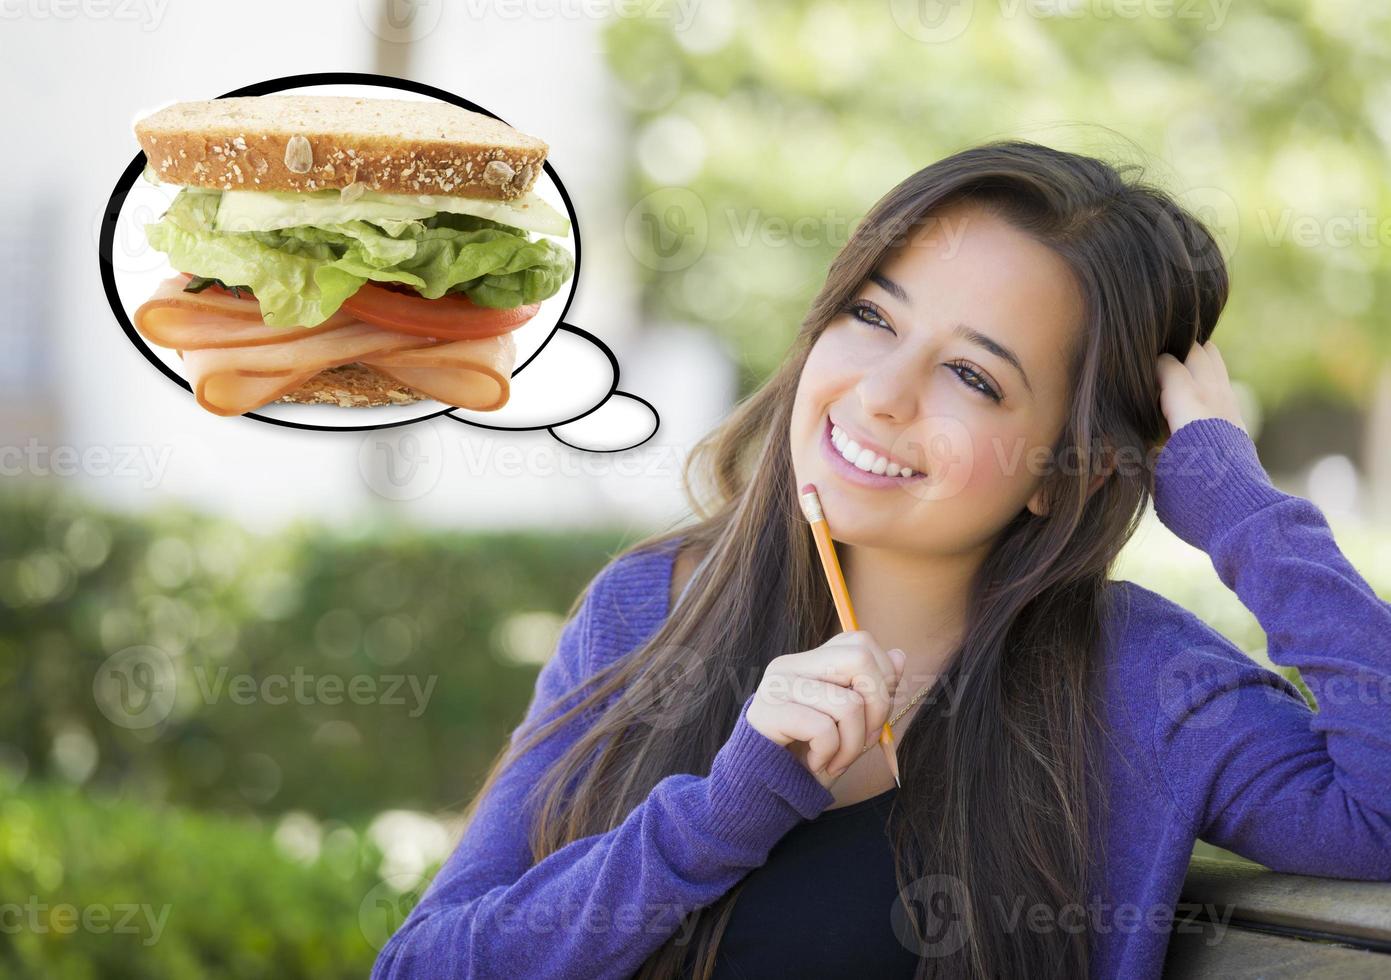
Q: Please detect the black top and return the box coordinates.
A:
[694,786,921,979]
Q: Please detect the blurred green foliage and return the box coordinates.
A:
[0,782,415,979]
[604,1,1391,403]
[3,482,1389,975]
[1115,504,1391,707]
[0,485,634,822]
[5,482,1388,833]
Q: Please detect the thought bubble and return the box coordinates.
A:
[101,72,659,452]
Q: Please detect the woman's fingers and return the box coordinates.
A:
[787,676,868,775]
[769,699,844,775]
[833,631,901,749]
[784,633,890,750]
[1187,339,1225,392]
[774,633,898,750]
[749,630,906,783]
[797,631,900,696]
[1156,339,1247,437]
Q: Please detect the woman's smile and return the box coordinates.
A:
[818,414,928,490]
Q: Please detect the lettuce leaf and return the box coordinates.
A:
[144,189,574,327]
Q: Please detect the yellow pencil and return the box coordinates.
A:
[797,482,901,788]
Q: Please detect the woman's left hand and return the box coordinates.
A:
[1156,339,1248,440]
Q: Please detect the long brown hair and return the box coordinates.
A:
[460,138,1228,978]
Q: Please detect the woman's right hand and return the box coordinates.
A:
[746,631,906,788]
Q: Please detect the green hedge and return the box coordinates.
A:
[5,484,1387,828]
[0,486,640,822]
[0,782,427,980]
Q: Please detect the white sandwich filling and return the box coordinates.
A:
[212,185,571,237]
[830,424,915,477]
[141,166,570,238]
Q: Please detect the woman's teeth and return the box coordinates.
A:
[830,424,915,477]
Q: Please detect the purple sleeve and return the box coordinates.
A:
[371,562,835,980]
[1148,416,1391,879]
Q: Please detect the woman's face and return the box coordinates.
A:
[790,199,1084,556]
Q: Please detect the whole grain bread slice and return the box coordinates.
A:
[136,95,547,201]
[276,362,427,408]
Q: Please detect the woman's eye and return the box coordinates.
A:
[948,361,1002,403]
[842,300,1001,404]
[846,300,893,332]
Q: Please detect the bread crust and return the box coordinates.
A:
[136,96,547,201]
[276,363,427,408]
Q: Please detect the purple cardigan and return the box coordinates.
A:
[372,417,1391,979]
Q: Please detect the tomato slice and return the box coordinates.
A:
[340,283,540,340]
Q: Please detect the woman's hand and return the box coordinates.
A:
[746,631,906,788]
[1156,338,1248,440]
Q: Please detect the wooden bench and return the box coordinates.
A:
[1164,857,1391,978]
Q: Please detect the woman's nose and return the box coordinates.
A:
[855,357,920,423]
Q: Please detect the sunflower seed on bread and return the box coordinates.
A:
[135,95,547,201]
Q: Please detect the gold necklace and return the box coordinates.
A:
[851,675,940,750]
[862,680,939,752]
[889,679,937,727]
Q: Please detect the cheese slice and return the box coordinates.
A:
[214,186,570,236]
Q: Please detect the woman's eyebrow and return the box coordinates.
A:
[869,270,1034,397]
[958,324,1034,397]
[869,271,911,305]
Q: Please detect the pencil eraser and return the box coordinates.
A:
[800,483,817,495]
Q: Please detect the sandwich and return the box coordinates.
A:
[131,95,574,416]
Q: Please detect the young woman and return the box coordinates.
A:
[372,140,1391,979]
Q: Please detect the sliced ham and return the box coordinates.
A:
[134,277,359,349]
[141,276,266,320]
[361,333,515,413]
[181,322,434,416]
[132,276,519,416]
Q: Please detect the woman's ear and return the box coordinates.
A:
[1028,442,1116,517]
[1085,441,1118,500]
